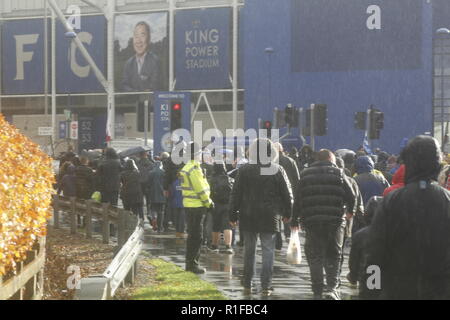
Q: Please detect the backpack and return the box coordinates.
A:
[211,174,233,204]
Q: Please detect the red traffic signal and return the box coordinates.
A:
[172,103,181,111]
[264,121,272,129]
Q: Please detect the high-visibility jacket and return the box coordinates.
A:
[180,160,213,208]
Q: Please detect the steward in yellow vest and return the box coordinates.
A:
[180,160,213,209]
[180,142,213,275]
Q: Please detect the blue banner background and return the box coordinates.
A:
[175,8,231,90]
[2,19,46,94]
[56,16,106,93]
[291,0,423,72]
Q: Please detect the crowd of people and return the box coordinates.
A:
[55,135,450,300]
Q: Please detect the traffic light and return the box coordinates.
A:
[302,109,312,137]
[260,120,273,139]
[314,104,328,136]
[171,100,183,132]
[368,109,384,140]
[285,104,299,127]
[137,101,151,133]
[354,112,366,130]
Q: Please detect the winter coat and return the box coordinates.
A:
[148,163,166,204]
[136,157,154,184]
[98,149,122,193]
[383,165,405,196]
[229,163,293,233]
[279,153,300,193]
[58,166,76,197]
[367,136,450,300]
[293,161,358,227]
[209,162,233,205]
[75,165,94,200]
[354,156,390,206]
[120,168,143,205]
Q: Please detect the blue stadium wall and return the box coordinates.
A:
[242,0,440,154]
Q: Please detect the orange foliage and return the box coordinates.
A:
[0,114,55,275]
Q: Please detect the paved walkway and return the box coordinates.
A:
[143,228,359,300]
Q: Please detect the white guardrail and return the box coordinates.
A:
[74,224,144,300]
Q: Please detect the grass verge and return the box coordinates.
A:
[132,259,227,300]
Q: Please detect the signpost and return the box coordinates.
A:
[70,121,78,140]
[38,127,53,136]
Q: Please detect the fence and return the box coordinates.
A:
[52,195,138,247]
[52,195,144,300]
[0,237,46,300]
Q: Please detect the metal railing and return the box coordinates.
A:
[52,195,144,300]
[0,237,46,300]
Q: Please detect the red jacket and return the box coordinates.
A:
[383,165,405,196]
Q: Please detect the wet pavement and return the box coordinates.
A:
[143,226,359,300]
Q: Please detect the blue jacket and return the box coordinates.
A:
[170,179,184,209]
[354,156,390,205]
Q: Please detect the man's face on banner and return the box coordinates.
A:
[133,24,150,57]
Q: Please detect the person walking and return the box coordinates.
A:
[120,159,144,220]
[274,143,300,245]
[353,156,390,233]
[75,156,94,200]
[98,148,122,206]
[136,151,154,220]
[170,176,186,238]
[57,164,77,197]
[229,139,293,297]
[148,160,166,232]
[209,160,234,254]
[367,136,450,300]
[180,142,214,274]
[292,149,358,300]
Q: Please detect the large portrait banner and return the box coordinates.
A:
[114,12,169,93]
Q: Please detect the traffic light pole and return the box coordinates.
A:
[310,104,316,151]
[366,107,372,149]
[144,100,149,147]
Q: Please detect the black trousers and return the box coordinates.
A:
[304,219,346,295]
[185,207,207,269]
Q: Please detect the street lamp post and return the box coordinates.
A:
[265,47,274,130]
[65,31,77,150]
[437,28,450,151]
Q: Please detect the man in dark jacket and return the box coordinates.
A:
[367,136,450,300]
[229,139,293,297]
[75,156,94,200]
[147,161,166,232]
[347,196,383,299]
[120,159,143,219]
[136,151,154,218]
[209,161,234,254]
[275,143,300,244]
[354,156,390,207]
[292,149,358,300]
[98,148,122,206]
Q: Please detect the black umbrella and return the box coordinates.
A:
[119,146,152,159]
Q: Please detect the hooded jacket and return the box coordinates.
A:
[98,148,122,193]
[120,160,143,205]
[383,165,405,196]
[209,162,233,205]
[354,156,390,206]
[367,136,450,300]
[229,140,293,233]
[58,165,76,197]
